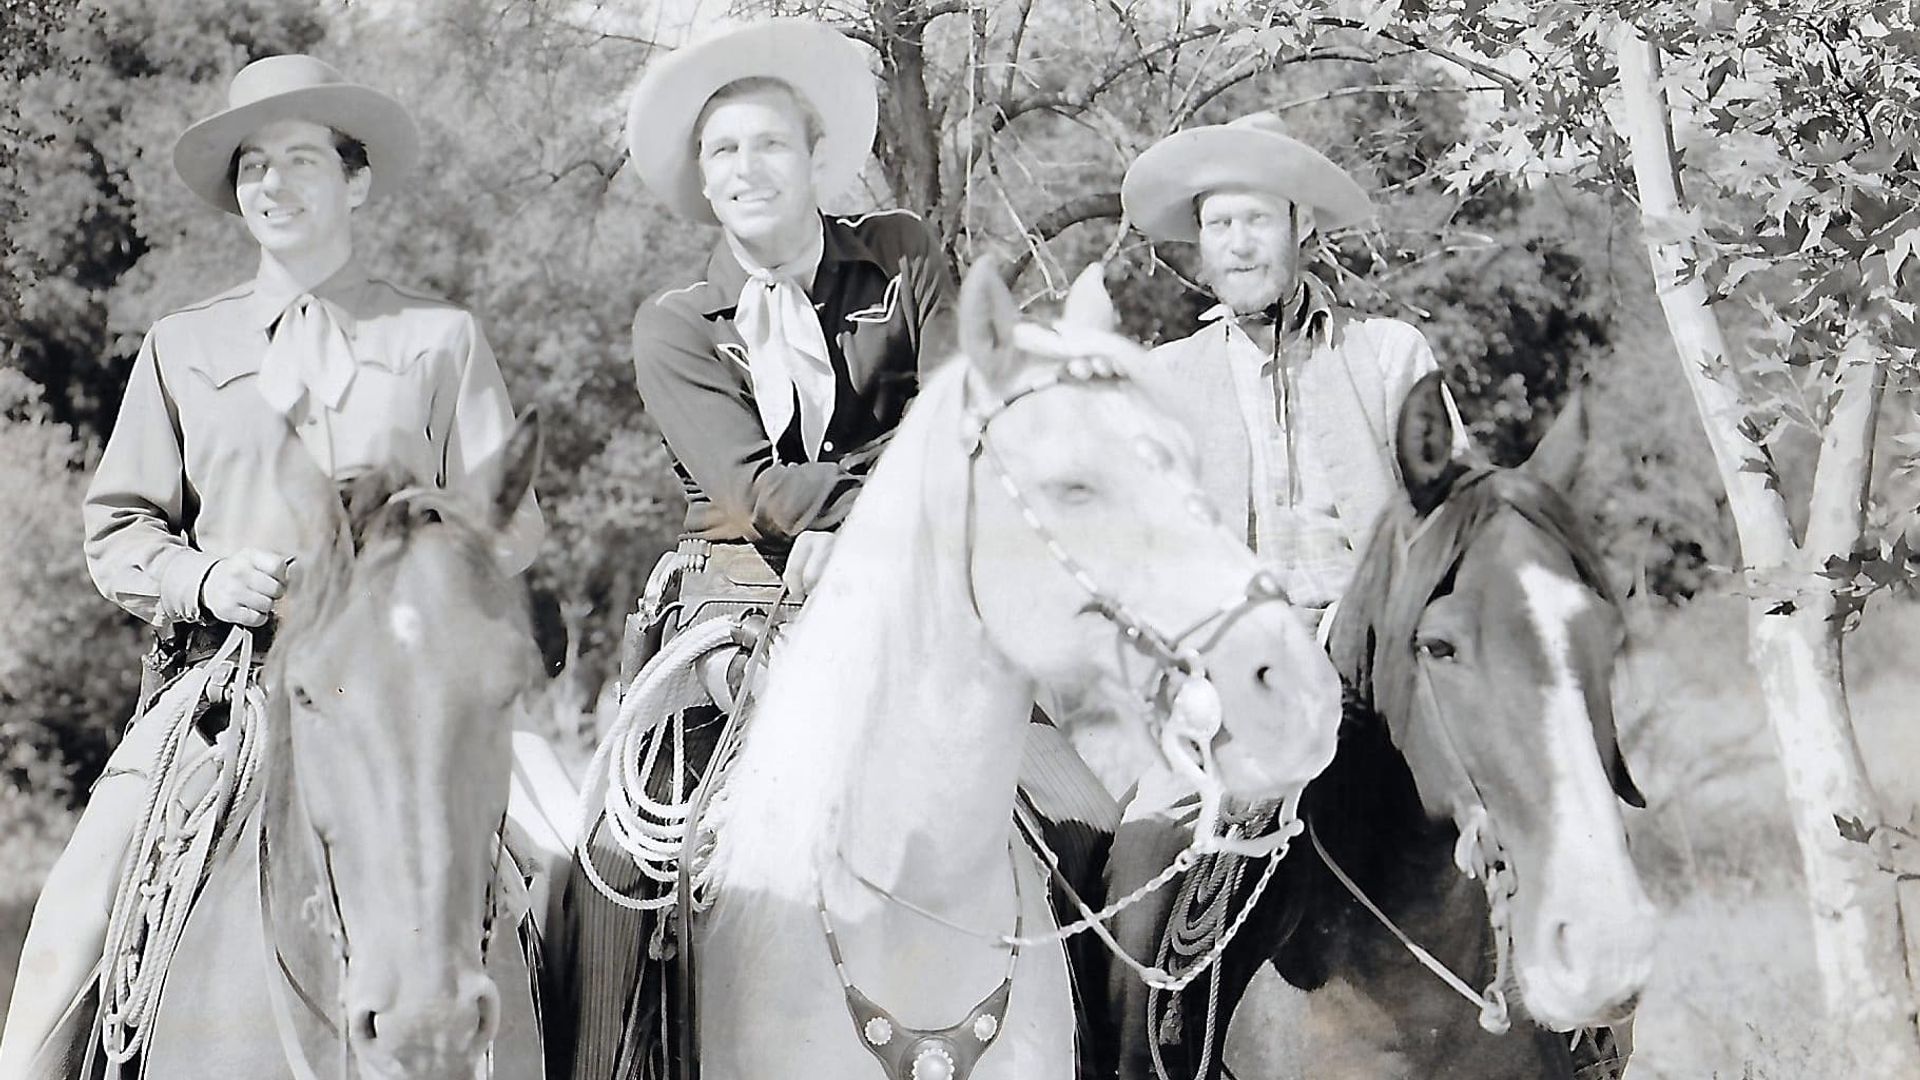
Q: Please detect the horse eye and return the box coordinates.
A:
[1046,479,1099,506]
[1414,636,1458,662]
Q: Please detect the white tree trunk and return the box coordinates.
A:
[1613,24,1920,1070]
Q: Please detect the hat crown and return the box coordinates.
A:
[1226,111,1292,139]
[227,54,350,110]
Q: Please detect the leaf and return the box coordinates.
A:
[1836,814,1877,844]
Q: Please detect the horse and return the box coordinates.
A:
[121,416,548,1080]
[1134,373,1659,1079]
[663,260,1346,1080]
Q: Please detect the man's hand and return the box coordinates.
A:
[782,530,836,601]
[200,549,292,627]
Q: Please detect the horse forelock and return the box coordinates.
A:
[1332,470,1618,807]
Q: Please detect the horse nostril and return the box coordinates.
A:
[351,1006,380,1044]
[1551,919,1578,973]
[1254,664,1274,687]
[473,979,501,1043]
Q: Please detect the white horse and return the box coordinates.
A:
[693,262,1345,1080]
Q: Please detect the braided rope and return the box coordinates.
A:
[100,629,268,1064]
[575,617,743,912]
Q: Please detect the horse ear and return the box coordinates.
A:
[1059,262,1118,334]
[1395,371,1465,516]
[1525,385,1588,492]
[478,410,542,531]
[958,256,1023,392]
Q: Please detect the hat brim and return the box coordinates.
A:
[173,84,420,216]
[626,20,877,225]
[1122,126,1372,243]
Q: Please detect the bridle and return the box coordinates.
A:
[258,773,512,1080]
[1312,477,1539,1036]
[957,343,1303,860]
[256,484,519,1080]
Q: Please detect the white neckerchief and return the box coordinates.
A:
[728,225,834,461]
[258,292,357,417]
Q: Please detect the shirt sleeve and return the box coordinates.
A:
[82,331,218,626]
[630,301,862,542]
[901,220,957,374]
[441,313,546,574]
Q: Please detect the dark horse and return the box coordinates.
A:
[1132,374,1658,1079]
[91,417,549,1080]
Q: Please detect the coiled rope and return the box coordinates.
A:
[574,617,744,913]
[100,627,269,1064]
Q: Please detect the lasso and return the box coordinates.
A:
[100,627,269,1065]
[574,617,744,913]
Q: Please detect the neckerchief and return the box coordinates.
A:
[728,224,834,461]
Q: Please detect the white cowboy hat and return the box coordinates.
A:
[1121,112,1372,243]
[625,19,877,225]
[173,54,419,216]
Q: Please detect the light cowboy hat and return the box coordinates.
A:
[1121,111,1372,243]
[625,19,877,225]
[173,54,420,216]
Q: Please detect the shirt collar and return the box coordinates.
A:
[700,213,887,315]
[1200,275,1336,348]
[245,256,370,337]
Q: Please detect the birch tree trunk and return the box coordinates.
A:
[1613,24,1920,1071]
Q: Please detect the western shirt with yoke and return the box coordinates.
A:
[630,209,952,555]
[1141,285,1442,608]
[83,259,546,628]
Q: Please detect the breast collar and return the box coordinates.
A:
[816,854,1023,1080]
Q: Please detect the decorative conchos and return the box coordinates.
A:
[864,1017,894,1046]
[971,1013,998,1042]
[910,1042,956,1080]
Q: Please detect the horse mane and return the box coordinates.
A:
[1330,467,1615,746]
[704,360,977,900]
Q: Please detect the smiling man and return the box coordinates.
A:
[0,54,540,1076]
[548,19,956,1080]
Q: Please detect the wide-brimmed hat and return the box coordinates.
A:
[1121,112,1372,243]
[173,54,419,216]
[625,19,877,225]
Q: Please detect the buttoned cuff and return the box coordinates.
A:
[157,548,220,626]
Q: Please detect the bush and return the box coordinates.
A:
[0,372,143,807]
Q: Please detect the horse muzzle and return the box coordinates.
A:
[348,968,501,1080]
[1511,879,1658,1031]
[1200,619,1342,800]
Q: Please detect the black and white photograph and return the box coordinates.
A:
[2,1,1917,1078]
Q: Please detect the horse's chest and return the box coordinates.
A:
[698,896,1075,1080]
[1225,966,1417,1079]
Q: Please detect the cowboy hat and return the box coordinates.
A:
[1121,112,1372,243]
[626,19,877,225]
[173,54,419,216]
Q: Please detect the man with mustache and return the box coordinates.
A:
[1107,110,1460,1079]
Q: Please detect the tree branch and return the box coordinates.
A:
[991,25,1225,136]
[1005,192,1125,281]
[1804,333,1886,563]
[1311,16,1523,93]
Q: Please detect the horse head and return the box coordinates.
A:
[954,260,1342,803]
[264,416,544,1079]
[1332,373,1656,1031]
